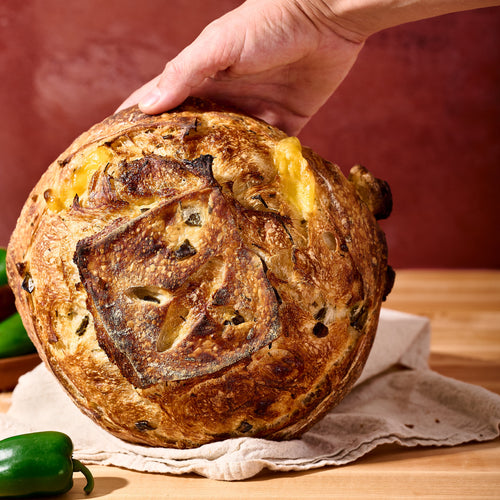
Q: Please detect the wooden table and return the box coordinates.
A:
[1,270,499,498]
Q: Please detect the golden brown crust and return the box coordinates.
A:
[348,164,393,221]
[7,98,392,448]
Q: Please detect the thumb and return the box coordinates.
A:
[139,21,241,114]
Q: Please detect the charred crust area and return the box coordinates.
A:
[182,155,216,183]
[211,286,231,306]
[112,154,216,204]
[15,262,28,276]
[349,304,369,331]
[117,155,178,199]
[382,265,396,301]
[348,165,393,220]
[57,155,72,167]
[237,421,253,433]
[174,239,197,260]
[134,420,157,431]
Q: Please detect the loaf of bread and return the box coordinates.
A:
[7,98,393,448]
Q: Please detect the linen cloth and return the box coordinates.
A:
[1,308,499,481]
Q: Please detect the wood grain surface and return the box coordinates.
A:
[1,270,499,499]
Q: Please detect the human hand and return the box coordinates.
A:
[117,0,365,136]
[119,0,500,134]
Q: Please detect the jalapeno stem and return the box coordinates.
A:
[72,459,94,495]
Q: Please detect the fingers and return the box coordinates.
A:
[137,18,242,115]
[116,76,161,112]
[137,57,199,114]
[116,10,240,115]
[116,45,218,115]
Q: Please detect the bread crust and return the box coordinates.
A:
[7,98,392,448]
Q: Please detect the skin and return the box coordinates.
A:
[118,0,499,136]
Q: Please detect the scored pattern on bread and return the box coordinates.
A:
[74,155,281,386]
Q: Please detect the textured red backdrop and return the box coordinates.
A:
[0,1,498,268]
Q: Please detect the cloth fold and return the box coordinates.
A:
[1,308,499,481]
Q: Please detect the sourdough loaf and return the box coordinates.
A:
[7,98,393,448]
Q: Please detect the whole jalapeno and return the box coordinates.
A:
[0,313,36,359]
[0,247,34,358]
[0,248,7,287]
[0,431,94,497]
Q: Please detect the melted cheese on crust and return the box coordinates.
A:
[272,137,315,218]
[45,146,113,212]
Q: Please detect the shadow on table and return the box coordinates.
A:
[72,476,129,498]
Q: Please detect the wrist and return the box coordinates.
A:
[291,0,375,44]
[296,0,500,42]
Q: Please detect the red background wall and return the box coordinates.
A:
[0,0,498,268]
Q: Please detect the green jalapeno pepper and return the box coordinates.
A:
[0,246,35,358]
[0,313,36,359]
[0,248,8,288]
[0,431,94,497]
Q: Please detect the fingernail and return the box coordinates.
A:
[139,87,161,109]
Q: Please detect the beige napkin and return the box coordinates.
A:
[1,309,499,481]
